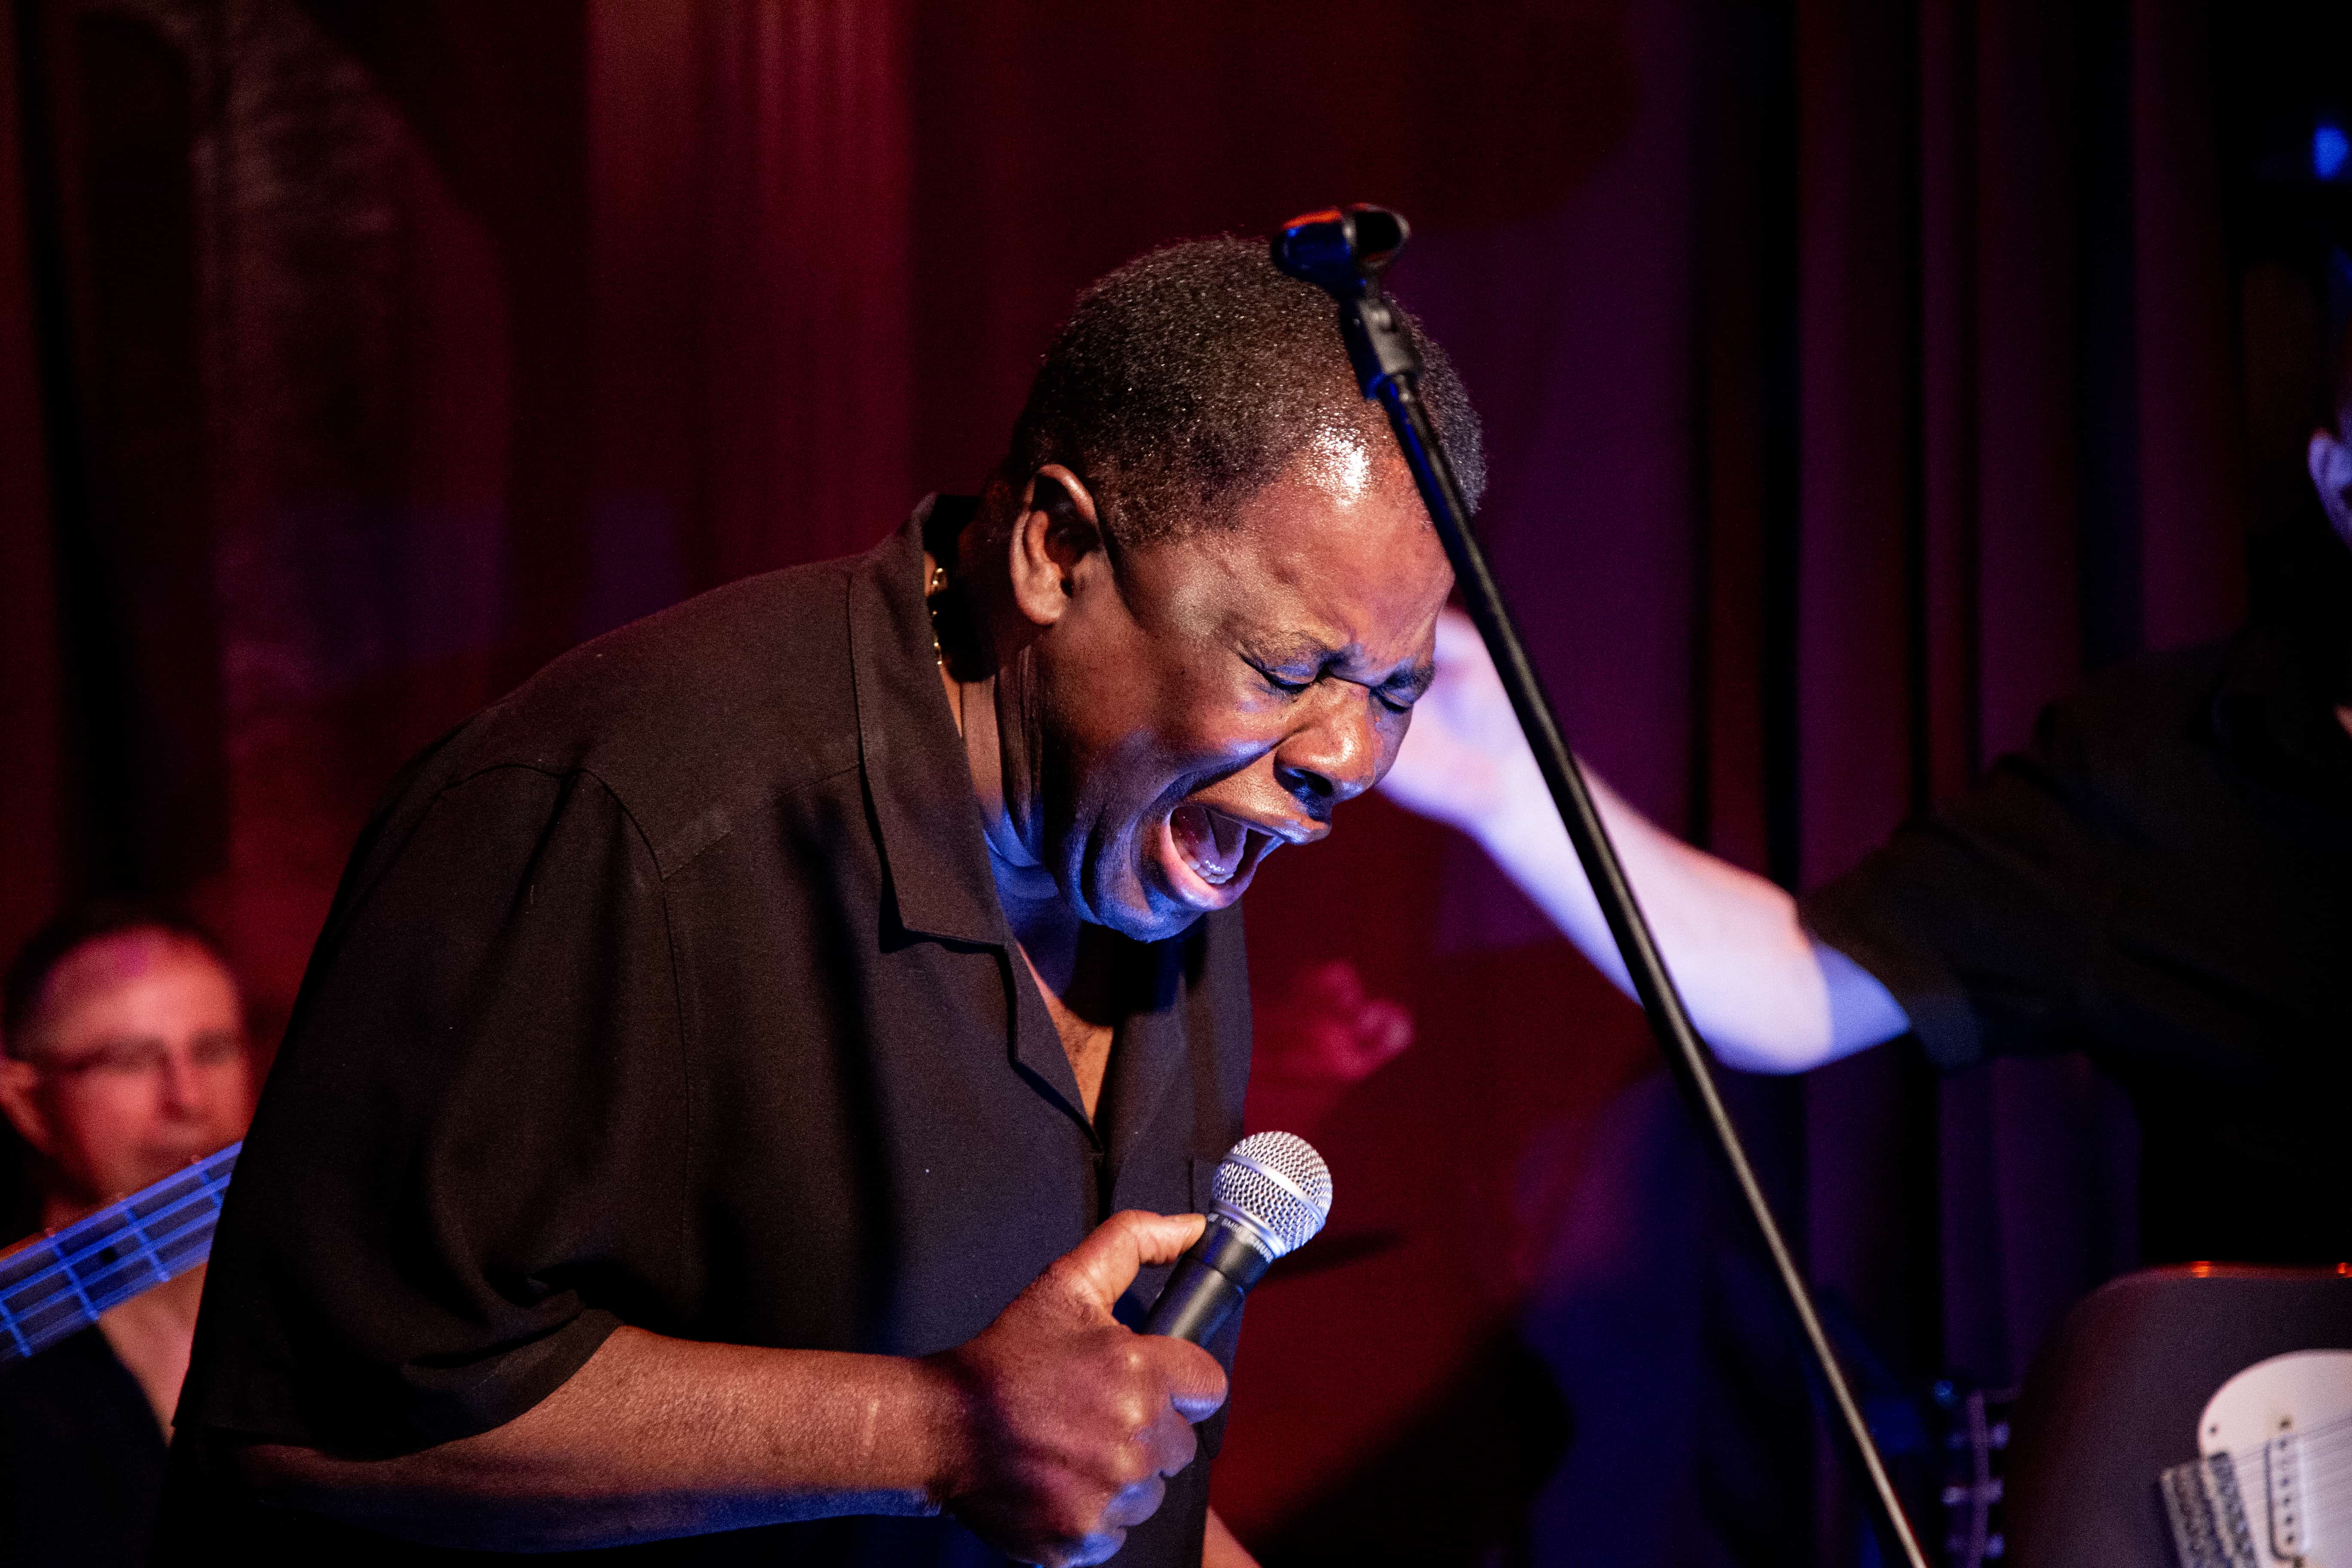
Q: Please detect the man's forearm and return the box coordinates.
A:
[241,1326,959,1551]
[238,1209,1227,1564]
[1468,757,1906,1071]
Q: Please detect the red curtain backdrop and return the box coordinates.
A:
[0,3,63,958]
[0,0,2326,1561]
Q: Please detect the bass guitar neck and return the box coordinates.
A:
[0,1141,241,1361]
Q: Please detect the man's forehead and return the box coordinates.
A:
[32,931,235,1030]
[1167,539,1446,658]
[1176,467,1442,583]
[46,928,207,991]
[1295,423,1380,509]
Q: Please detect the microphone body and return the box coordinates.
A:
[1144,1213,1277,1344]
[1145,1131,1332,1345]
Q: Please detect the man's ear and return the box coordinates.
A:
[0,1055,55,1158]
[1006,464,1107,628]
[2308,429,2352,544]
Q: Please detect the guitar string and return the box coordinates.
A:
[2218,1426,2352,1517]
[0,1201,233,1350]
[1,1150,235,1286]
[2,1228,204,1327]
[2283,1445,2352,1480]
[0,1170,235,1329]
[2226,1461,2352,1540]
[2226,1430,2352,1496]
[0,1182,230,1317]
[13,1222,216,1335]
[2220,1455,2324,1545]
[1,1191,227,1319]
[0,1174,231,1311]
[2251,1412,2352,1460]
[2146,1399,2352,1538]
[2209,1402,2352,1458]
[2293,1419,2352,1454]
[0,1150,236,1296]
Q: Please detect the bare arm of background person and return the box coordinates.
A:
[1378,610,1909,1074]
[238,1211,1232,1568]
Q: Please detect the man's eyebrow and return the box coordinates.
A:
[1381,660,1438,698]
[43,1032,168,1068]
[1244,633,1335,669]
[1250,634,1435,697]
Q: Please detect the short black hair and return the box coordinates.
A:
[2,898,230,1056]
[1002,236,1485,548]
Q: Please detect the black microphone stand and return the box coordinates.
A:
[1274,205,1930,1568]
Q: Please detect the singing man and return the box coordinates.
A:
[162,238,1476,1566]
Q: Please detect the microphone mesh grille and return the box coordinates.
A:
[1211,1132,1332,1258]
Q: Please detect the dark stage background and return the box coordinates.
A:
[2,1,2346,1562]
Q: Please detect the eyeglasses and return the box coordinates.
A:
[34,1030,246,1082]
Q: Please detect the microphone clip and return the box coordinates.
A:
[1273,205,1422,400]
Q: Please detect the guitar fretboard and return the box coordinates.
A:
[0,1142,240,1362]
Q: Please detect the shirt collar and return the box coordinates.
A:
[843,498,1209,1146]
[846,496,1008,948]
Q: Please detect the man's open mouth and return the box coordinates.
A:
[1169,802,1265,889]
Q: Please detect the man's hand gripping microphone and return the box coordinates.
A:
[1144,1132,1332,1345]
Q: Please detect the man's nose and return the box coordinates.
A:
[1271,689,1381,814]
[157,1049,203,1115]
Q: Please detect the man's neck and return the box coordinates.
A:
[931,609,1122,1121]
[965,732,1121,1121]
[1005,907,1122,1125]
[98,1263,205,1439]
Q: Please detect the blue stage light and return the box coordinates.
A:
[2316,123,2350,181]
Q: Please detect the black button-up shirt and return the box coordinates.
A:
[0,1327,165,1566]
[168,500,1252,1565]
[1801,622,2352,1266]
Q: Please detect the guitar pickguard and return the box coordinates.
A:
[2162,1350,2352,1568]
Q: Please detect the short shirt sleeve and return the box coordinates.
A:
[1798,702,2119,1074]
[179,764,690,1458]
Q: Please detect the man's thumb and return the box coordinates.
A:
[1054,1209,1207,1317]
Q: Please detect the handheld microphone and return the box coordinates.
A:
[1144,1132,1332,1345]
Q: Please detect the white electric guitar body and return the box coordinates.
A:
[2002,1268,2352,1568]
[2163,1351,2352,1568]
